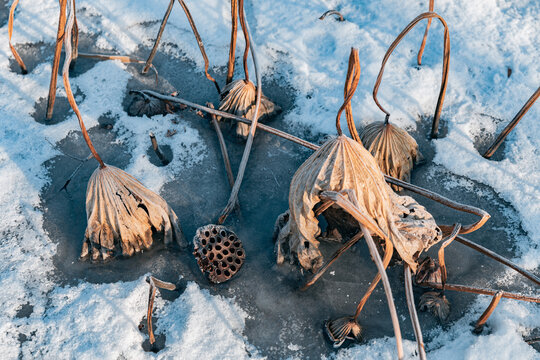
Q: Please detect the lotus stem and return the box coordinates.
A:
[455,235,540,286]
[46,0,68,120]
[417,0,434,66]
[319,10,344,22]
[360,223,404,360]
[207,103,236,189]
[373,12,450,138]
[177,0,221,94]
[335,48,361,142]
[302,231,363,290]
[474,291,503,333]
[218,14,261,224]
[149,132,169,166]
[71,0,79,64]
[237,0,250,82]
[226,0,238,84]
[438,223,461,288]
[145,276,176,345]
[483,86,540,159]
[404,264,426,360]
[60,153,93,191]
[142,0,175,74]
[62,0,105,168]
[8,0,27,74]
[418,281,540,303]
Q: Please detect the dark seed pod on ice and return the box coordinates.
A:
[193,224,245,284]
[128,93,171,117]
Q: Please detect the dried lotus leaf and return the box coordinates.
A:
[80,165,184,261]
[276,135,434,272]
[128,93,172,117]
[360,121,422,186]
[218,79,280,138]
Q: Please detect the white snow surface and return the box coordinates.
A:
[1,0,539,359]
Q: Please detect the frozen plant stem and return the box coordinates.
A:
[207,103,236,189]
[238,0,250,82]
[46,0,68,120]
[226,0,238,84]
[8,0,27,74]
[417,0,434,65]
[146,276,176,345]
[483,86,540,159]
[319,10,344,22]
[218,13,261,224]
[404,264,426,360]
[149,132,169,166]
[142,0,175,74]
[60,153,93,191]
[418,282,540,303]
[474,291,503,333]
[360,223,404,360]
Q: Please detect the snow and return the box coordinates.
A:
[1,0,539,359]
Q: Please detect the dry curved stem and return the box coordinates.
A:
[218,15,262,225]
[237,0,250,82]
[483,86,540,159]
[404,264,426,360]
[226,0,238,84]
[335,48,361,142]
[46,0,68,120]
[177,0,220,94]
[8,0,27,74]
[417,0,434,65]
[208,103,235,189]
[142,0,175,74]
[146,276,176,345]
[319,10,344,22]
[373,12,450,138]
[360,121,422,185]
[438,223,461,287]
[474,291,503,333]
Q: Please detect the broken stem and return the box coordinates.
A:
[226,0,238,84]
[62,0,105,168]
[418,281,540,303]
[149,132,169,166]
[417,0,434,65]
[474,291,503,333]
[60,153,93,191]
[301,231,363,290]
[207,103,235,189]
[218,15,261,224]
[177,0,221,94]
[361,223,404,360]
[142,0,175,74]
[455,235,540,286]
[404,264,426,360]
[483,86,540,159]
[145,276,176,345]
[335,48,361,142]
[319,10,344,22]
[8,0,27,74]
[438,223,461,287]
[237,0,250,82]
[46,0,68,120]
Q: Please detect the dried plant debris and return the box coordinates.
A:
[80,165,184,261]
[415,256,443,285]
[193,224,245,283]
[360,121,423,184]
[419,291,450,321]
[325,316,362,348]
[275,134,440,272]
[218,79,280,138]
[128,93,173,117]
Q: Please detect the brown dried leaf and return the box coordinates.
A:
[275,135,439,272]
[360,121,422,185]
[80,165,184,261]
[218,79,281,138]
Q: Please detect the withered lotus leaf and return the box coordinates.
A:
[275,135,440,272]
[360,121,422,184]
[218,79,280,138]
[80,165,184,261]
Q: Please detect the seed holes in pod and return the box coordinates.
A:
[193,224,246,284]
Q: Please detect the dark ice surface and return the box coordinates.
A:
[33,34,537,359]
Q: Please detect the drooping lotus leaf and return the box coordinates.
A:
[275,135,439,272]
[81,165,184,261]
[218,79,280,138]
[360,121,422,185]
